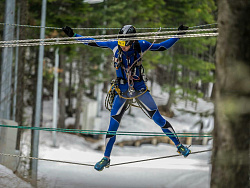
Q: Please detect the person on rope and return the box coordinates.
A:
[62,24,190,171]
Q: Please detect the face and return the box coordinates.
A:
[120,45,131,52]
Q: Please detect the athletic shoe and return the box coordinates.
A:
[94,157,110,171]
[177,144,191,157]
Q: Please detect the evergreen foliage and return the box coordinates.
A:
[0,0,217,123]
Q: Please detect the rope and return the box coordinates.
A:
[0,149,212,167]
[0,124,212,137]
[0,152,94,167]
[115,85,149,100]
[111,149,212,166]
[0,28,218,44]
[0,22,218,30]
[122,29,160,94]
[0,33,218,48]
[105,84,147,113]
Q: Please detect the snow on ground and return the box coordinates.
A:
[18,127,211,188]
[0,115,213,188]
[0,164,32,188]
[36,131,212,188]
[0,82,214,188]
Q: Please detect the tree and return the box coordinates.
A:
[23,0,91,129]
[154,0,217,115]
[15,0,29,150]
[211,0,250,187]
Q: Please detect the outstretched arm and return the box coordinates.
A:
[141,38,180,51]
[140,25,188,52]
[62,26,113,49]
[74,33,113,49]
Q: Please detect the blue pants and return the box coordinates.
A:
[104,91,180,157]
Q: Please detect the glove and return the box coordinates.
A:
[177,24,189,35]
[62,26,75,37]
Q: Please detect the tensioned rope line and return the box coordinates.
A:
[0,152,94,167]
[0,22,218,30]
[111,149,212,166]
[0,33,218,48]
[0,149,212,167]
[0,125,212,138]
[0,28,218,44]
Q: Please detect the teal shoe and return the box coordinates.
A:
[177,144,191,157]
[94,157,110,171]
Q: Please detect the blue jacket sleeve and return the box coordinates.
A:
[140,38,179,52]
[74,33,114,49]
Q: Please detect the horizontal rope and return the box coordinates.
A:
[0,28,218,44]
[0,22,218,30]
[0,149,212,167]
[0,152,94,166]
[111,149,212,166]
[0,124,212,137]
[0,33,218,48]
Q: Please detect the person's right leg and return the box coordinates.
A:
[104,96,129,158]
[94,96,129,171]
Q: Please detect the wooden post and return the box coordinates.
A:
[186,137,192,145]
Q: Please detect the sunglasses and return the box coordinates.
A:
[118,40,133,47]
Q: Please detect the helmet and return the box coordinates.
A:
[118,25,136,46]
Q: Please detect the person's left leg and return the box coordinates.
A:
[136,91,180,145]
[136,91,191,157]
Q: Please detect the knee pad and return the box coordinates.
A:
[161,121,172,129]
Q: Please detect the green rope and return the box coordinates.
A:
[0,124,212,138]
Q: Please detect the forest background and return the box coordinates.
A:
[1,1,249,188]
[0,0,217,138]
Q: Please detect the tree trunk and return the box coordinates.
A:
[58,53,66,129]
[75,59,85,130]
[31,51,38,130]
[66,61,73,117]
[211,1,250,187]
[15,0,28,150]
[158,64,176,118]
[157,48,176,117]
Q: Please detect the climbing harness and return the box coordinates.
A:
[104,79,149,112]
[105,28,162,112]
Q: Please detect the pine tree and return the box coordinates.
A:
[154,0,217,115]
[211,0,250,187]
